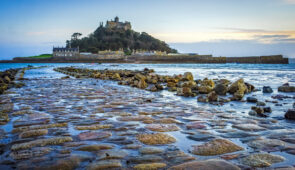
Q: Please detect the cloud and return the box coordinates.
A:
[217,27,268,33]
[169,39,295,58]
[282,0,295,4]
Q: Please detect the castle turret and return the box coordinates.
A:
[114,16,119,22]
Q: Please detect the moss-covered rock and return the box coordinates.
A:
[11,137,73,151]
[12,123,68,133]
[145,124,180,132]
[75,124,112,130]
[191,139,243,156]
[134,163,167,170]
[19,129,48,138]
[137,133,176,145]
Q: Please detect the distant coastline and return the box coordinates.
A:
[0,54,289,64]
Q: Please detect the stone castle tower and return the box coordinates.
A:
[105,17,131,30]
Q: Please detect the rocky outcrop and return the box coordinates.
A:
[285,109,295,120]
[278,83,295,92]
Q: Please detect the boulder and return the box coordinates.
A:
[182,72,194,81]
[247,97,257,103]
[137,79,148,89]
[285,109,295,120]
[207,91,218,102]
[278,83,295,92]
[263,86,273,93]
[214,84,227,95]
[198,85,213,94]
[228,78,245,94]
[177,87,192,97]
[197,96,208,103]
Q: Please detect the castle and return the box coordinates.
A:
[105,16,131,30]
[52,47,79,57]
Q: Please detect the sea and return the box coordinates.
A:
[0,63,295,169]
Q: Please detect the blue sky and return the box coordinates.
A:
[0,0,295,59]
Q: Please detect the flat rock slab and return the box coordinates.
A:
[168,159,240,170]
[78,131,111,140]
[97,149,128,160]
[128,155,163,163]
[87,160,122,170]
[191,139,243,156]
[137,133,176,145]
[187,134,215,141]
[248,138,286,151]
[134,163,167,170]
[139,147,164,154]
[232,124,266,131]
[11,137,73,151]
[10,147,51,160]
[186,122,207,130]
[77,144,113,151]
[241,153,285,167]
[145,124,180,132]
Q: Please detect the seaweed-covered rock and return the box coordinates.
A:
[137,133,176,145]
[191,139,243,156]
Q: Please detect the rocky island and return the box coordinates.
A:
[0,17,289,64]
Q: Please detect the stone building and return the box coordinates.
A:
[105,16,131,30]
[52,47,79,57]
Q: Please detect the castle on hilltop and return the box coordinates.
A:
[105,16,131,30]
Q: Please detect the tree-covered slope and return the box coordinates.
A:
[66,25,177,54]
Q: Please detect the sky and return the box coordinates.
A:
[0,0,295,59]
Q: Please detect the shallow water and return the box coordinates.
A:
[0,63,295,169]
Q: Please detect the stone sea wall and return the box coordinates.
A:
[3,54,289,64]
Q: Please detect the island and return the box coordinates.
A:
[0,17,289,64]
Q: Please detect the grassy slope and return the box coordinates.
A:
[28,54,52,58]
